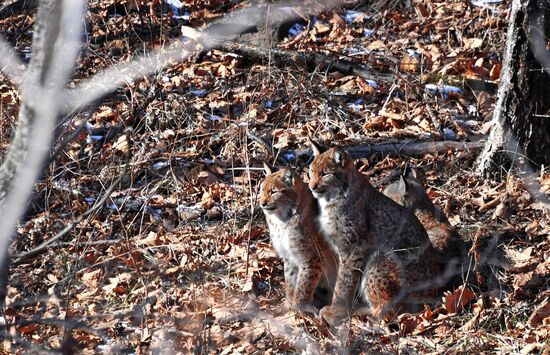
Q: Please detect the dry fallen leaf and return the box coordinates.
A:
[443,287,476,314]
[113,134,129,153]
[138,231,164,246]
[463,38,483,50]
[400,53,421,73]
[528,298,550,327]
[201,191,215,209]
[18,324,39,335]
[398,314,423,335]
[367,40,386,51]
[492,200,509,219]
[448,214,461,226]
[490,63,501,80]
[506,246,536,272]
[475,195,502,211]
[103,273,132,295]
[81,269,103,288]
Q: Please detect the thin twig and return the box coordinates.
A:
[60,239,121,248]
[244,129,256,276]
[12,165,128,265]
[246,129,292,165]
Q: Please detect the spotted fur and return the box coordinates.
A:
[308,144,439,323]
[383,167,472,287]
[259,164,337,311]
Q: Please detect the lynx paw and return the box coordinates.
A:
[295,302,318,316]
[319,305,347,326]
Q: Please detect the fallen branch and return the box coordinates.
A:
[256,136,487,166]
[221,43,393,83]
[60,239,121,248]
[344,138,486,159]
[249,129,485,168]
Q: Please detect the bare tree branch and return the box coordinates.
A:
[61,1,348,112]
[0,0,86,268]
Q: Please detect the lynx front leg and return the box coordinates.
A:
[283,263,298,308]
[293,262,322,313]
[320,253,363,325]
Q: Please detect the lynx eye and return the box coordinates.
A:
[271,189,284,194]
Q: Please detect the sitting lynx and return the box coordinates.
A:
[308,143,439,323]
[259,163,337,311]
[383,167,471,283]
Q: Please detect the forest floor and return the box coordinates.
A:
[0,0,549,353]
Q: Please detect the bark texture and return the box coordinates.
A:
[0,1,62,206]
[476,0,550,176]
[0,0,64,317]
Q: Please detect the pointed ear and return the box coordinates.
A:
[402,163,410,177]
[403,164,420,181]
[333,149,346,166]
[282,168,294,185]
[263,162,273,176]
[310,140,321,157]
[409,167,419,180]
[396,175,408,194]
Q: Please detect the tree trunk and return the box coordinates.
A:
[476,0,550,177]
[0,0,62,315]
[0,1,61,205]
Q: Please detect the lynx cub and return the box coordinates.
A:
[259,164,337,311]
[308,144,439,323]
[383,167,471,285]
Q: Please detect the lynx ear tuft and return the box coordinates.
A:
[310,140,321,157]
[263,162,273,176]
[403,164,420,182]
[333,149,346,166]
[401,163,411,178]
[282,168,294,185]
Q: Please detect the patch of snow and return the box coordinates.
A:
[443,128,458,140]
[288,23,305,37]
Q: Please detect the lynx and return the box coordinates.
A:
[383,167,471,283]
[259,163,337,311]
[308,143,439,324]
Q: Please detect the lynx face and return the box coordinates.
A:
[259,167,298,220]
[308,148,353,203]
[259,163,337,311]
